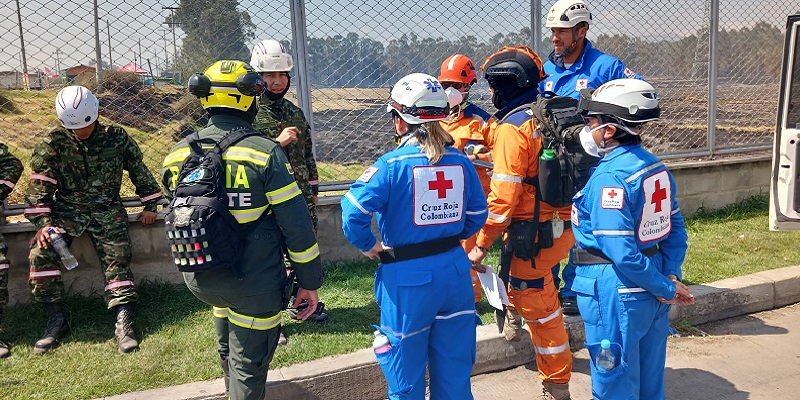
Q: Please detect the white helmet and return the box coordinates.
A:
[578,79,660,128]
[386,73,450,125]
[55,85,99,129]
[250,39,293,72]
[546,0,592,28]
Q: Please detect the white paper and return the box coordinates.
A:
[476,265,510,310]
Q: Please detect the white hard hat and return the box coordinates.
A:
[578,79,660,126]
[546,0,592,28]
[55,85,99,129]
[386,73,450,125]
[250,39,293,72]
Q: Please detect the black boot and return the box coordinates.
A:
[34,302,70,355]
[0,308,9,359]
[219,355,230,395]
[114,304,139,354]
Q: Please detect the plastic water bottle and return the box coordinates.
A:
[48,228,78,270]
[540,148,556,160]
[372,330,392,355]
[596,339,616,372]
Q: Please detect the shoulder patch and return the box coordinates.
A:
[357,166,379,183]
[624,67,636,79]
[285,163,294,174]
[601,186,624,209]
[544,81,554,92]
[502,108,534,128]
[575,79,588,91]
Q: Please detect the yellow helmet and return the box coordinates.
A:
[188,60,265,112]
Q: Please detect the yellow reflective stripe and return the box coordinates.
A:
[288,242,320,263]
[230,204,269,223]
[223,147,270,166]
[163,149,191,167]
[213,306,229,319]
[266,182,302,204]
[227,309,280,331]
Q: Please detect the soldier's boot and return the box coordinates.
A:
[114,304,139,354]
[0,308,9,359]
[541,381,571,400]
[34,302,70,355]
[219,355,230,396]
[504,308,523,342]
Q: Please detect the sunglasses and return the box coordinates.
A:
[441,82,467,90]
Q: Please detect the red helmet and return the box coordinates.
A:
[438,54,478,85]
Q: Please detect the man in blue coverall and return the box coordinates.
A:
[570,79,694,399]
[540,0,644,316]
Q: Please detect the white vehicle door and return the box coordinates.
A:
[769,14,800,230]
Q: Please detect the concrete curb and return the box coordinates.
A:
[97,265,800,400]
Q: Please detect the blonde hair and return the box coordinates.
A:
[407,122,453,164]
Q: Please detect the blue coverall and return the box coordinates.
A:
[571,144,688,400]
[341,139,488,400]
[539,39,643,299]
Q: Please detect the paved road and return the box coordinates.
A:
[470,303,800,399]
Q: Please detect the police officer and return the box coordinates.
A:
[468,46,573,400]
[0,142,23,358]
[250,39,329,335]
[572,79,694,399]
[161,60,323,400]
[341,73,487,400]
[540,0,643,316]
[25,85,162,355]
[437,54,492,303]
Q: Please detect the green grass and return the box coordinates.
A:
[1,194,799,399]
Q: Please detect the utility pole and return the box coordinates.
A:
[55,48,62,82]
[161,28,169,69]
[92,0,102,89]
[106,19,112,68]
[15,0,29,90]
[163,5,180,67]
[138,38,142,68]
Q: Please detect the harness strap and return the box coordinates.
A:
[572,245,659,265]
[378,235,461,264]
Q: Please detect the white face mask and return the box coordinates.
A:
[581,123,618,158]
[579,125,601,158]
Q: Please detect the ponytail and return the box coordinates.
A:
[414,122,454,164]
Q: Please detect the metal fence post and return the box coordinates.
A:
[707,0,719,158]
[532,0,542,55]
[290,0,315,157]
[93,0,103,91]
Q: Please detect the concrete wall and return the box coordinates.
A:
[0,154,771,306]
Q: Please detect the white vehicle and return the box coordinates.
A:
[769,14,800,230]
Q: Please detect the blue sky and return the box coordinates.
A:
[0,0,791,74]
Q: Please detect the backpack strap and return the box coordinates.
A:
[213,127,262,154]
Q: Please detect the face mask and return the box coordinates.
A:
[589,123,619,155]
[579,125,601,158]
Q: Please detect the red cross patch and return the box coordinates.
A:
[601,187,624,209]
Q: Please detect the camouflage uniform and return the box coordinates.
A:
[25,123,162,308]
[0,143,24,308]
[253,96,319,229]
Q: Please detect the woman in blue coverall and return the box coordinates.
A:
[341,73,488,400]
[570,79,695,399]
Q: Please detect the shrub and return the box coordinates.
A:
[102,70,143,95]
[0,90,17,113]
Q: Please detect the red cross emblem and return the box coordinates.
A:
[651,180,667,212]
[607,189,618,199]
[428,171,453,199]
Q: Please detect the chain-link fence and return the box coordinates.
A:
[0,0,791,209]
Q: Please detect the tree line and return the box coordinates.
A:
[169,0,784,87]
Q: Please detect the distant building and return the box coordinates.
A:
[0,70,45,90]
[65,64,96,82]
